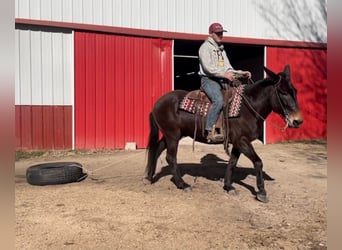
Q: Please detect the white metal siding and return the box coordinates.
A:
[15,0,327,43]
[15,29,74,105]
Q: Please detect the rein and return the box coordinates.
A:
[273,78,290,130]
[237,76,289,131]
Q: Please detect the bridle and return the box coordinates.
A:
[273,75,291,129]
[237,75,290,131]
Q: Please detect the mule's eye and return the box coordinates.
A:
[278,89,288,96]
[279,93,290,106]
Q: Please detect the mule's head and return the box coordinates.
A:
[264,65,303,128]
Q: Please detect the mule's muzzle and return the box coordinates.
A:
[290,119,303,128]
[287,111,303,128]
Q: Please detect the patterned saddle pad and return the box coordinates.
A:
[179,96,210,116]
[179,85,245,118]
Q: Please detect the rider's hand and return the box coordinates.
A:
[244,71,252,79]
[224,71,235,81]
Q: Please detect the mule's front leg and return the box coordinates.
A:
[240,138,268,202]
[254,159,268,203]
[230,138,268,203]
[223,147,240,194]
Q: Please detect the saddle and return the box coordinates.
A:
[179,84,246,142]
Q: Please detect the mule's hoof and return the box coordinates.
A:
[223,185,236,193]
[142,177,152,185]
[184,186,192,192]
[256,193,269,203]
[227,189,239,196]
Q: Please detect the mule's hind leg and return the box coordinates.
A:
[223,146,241,194]
[165,138,192,191]
[144,137,166,183]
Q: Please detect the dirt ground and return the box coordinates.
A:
[15,139,327,250]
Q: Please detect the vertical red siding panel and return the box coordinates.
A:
[124,37,134,143]
[114,36,126,148]
[20,106,33,149]
[63,106,72,149]
[75,32,87,149]
[266,47,327,143]
[105,35,116,149]
[31,106,44,149]
[56,107,63,149]
[152,40,162,100]
[53,106,64,149]
[16,106,22,149]
[85,33,96,148]
[162,40,173,94]
[42,106,54,149]
[95,34,106,148]
[142,39,154,147]
[133,38,144,147]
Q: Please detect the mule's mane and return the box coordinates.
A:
[241,75,284,100]
[254,76,279,87]
[242,77,277,95]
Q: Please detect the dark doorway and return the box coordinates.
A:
[173,39,265,91]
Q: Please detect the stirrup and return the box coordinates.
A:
[207,131,224,143]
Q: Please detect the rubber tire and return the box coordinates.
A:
[26,162,88,186]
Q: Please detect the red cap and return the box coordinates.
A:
[209,22,227,33]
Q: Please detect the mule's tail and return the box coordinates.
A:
[144,112,160,181]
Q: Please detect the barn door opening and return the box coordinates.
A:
[173,39,265,91]
[173,39,265,142]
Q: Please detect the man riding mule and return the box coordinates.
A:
[179,73,250,146]
[199,22,251,143]
[144,64,303,203]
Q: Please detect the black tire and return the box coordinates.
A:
[26,162,88,186]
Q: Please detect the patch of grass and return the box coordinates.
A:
[15,149,124,161]
[15,150,46,161]
[276,139,327,145]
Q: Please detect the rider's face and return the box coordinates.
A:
[211,32,223,43]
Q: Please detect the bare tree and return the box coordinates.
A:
[256,0,327,43]
[256,0,327,135]
[256,0,327,76]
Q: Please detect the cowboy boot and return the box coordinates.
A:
[206,125,224,143]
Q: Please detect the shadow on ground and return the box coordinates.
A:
[152,153,275,195]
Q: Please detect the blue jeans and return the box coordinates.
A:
[201,76,223,131]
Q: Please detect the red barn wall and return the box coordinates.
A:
[266,47,327,143]
[74,32,173,149]
[15,105,72,150]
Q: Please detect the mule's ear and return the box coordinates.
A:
[263,66,277,80]
[283,64,291,79]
